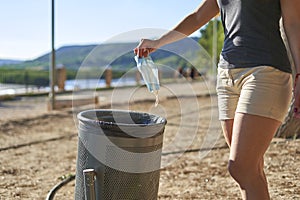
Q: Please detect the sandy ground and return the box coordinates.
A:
[0,81,299,200]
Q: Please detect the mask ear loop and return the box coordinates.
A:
[137,39,144,58]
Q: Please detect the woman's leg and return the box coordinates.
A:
[228,113,281,200]
[217,66,291,199]
[221,118,269,199]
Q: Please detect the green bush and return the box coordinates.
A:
[0,68,77,87]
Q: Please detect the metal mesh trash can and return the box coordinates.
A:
[75,109,167,200]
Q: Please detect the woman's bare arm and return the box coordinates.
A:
[158,0,220,47]
[135,0,219,57]
[281,0,300,74]
[281,0,300,116]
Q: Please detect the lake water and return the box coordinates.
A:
[0,78,138,96]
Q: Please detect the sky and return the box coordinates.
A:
[0,0,203,61]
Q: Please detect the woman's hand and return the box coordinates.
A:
[294,75,300,118]
[134,39,159,58]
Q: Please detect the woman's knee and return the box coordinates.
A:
[228,159,259,184]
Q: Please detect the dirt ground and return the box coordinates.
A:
[0,93,299,200]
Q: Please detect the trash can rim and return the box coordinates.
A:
[77,109,167,127]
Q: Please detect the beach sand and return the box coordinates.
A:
[0,81,299,199]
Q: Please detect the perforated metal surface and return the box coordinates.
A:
[103,166,160,200]
[102,145,162,200]
[75,140,163,200]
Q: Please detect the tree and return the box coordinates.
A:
[275,20,300,138]
[199,18,224,62]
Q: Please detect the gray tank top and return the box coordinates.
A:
[217,0,291,73]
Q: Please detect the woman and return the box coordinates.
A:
[134,0,300,199]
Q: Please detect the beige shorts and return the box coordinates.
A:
[216,66,293,122]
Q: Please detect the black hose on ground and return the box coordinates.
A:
[45,174,75,200]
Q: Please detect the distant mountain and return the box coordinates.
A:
[2,36,206,71]
[29,44,97,70]
[0,59,23,66]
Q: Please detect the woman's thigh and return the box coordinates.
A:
[229,113,281,166]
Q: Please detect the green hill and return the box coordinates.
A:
[16,45,97,70]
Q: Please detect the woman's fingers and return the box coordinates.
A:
[134,47,150,57]
[134,39,157,57]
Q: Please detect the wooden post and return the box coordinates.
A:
[105,66,112,88]
[56,65,66,91]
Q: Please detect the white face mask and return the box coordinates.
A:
[135,55,160,106]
